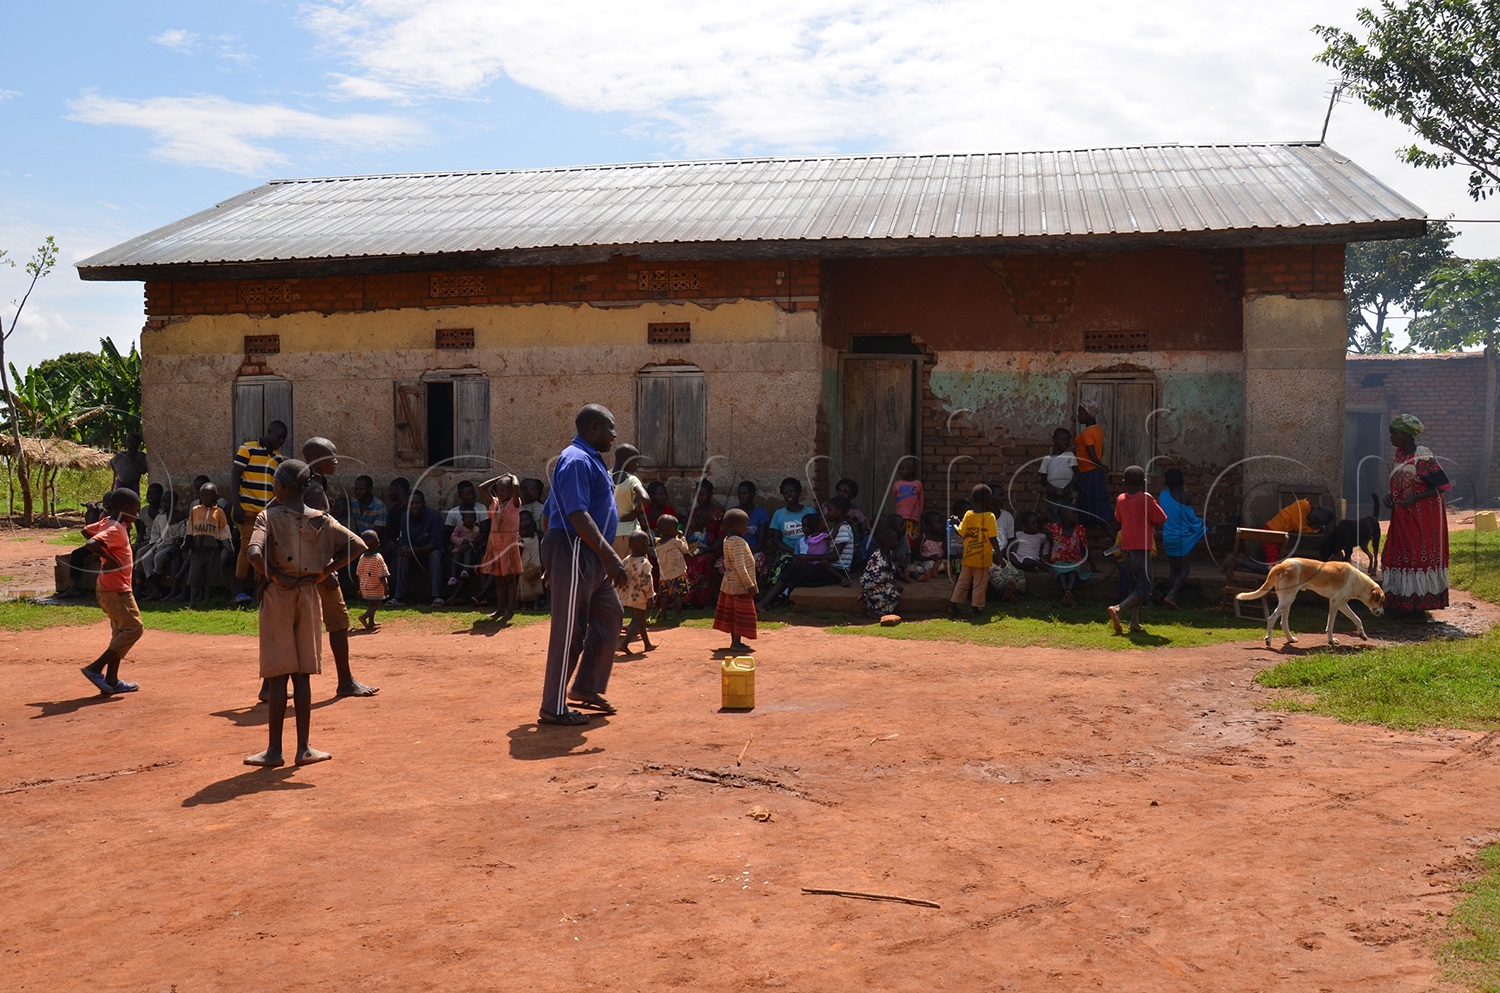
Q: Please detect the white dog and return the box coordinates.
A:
[1235,557,1385,648]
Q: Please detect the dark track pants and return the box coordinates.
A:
[540,529,623,718]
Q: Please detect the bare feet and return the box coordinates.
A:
[1107,605,1123,635]
[1061,591,1075,607]
[728,641,750,653]
[244,750,285,768]
[643,640,657,652]
[1162,596,1180,610]
[295,747,332,765]
[336,681,379,697]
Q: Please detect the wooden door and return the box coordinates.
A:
[839,357,918,514]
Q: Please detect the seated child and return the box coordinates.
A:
[519,477,548,534]
[946,499,971,573]
[446,507,482,600]
[1044,506,1091,607]
[860,525,904,618]
[139,493,187,601]
[618,531,657,654]
[1007,511,1050,572]
[185,481,231,608]
[516,511,546,607]
[653,514,690,625]
[356,530,390,630]
[906,510,949,581]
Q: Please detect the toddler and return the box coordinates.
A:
[617,531,657,654]
[480,473,523,623]
[714,508,758,653]
[1007,511,1050,572]
[1040,427,1077,506]
[519,477,548,533]
[447,507,482,599]
[1044,506,1090,607]
[1109,465,1167,635]
[892,458,925,550]
[950,484,1000,620]
[516,511,546,607]
[906,510,949,581]
[186,481,231,608]
[356,529,390,630]
[860,525,904,618]
[653,513,690,625]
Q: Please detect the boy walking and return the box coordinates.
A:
[1109,465,1167,634]
[80,489,144,695]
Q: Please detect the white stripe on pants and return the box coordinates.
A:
[540,529,623,716]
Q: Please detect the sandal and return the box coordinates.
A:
[538,709,591,726]
[568,693,617,714]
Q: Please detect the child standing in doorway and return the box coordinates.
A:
[892,458,924,551]
[80,489,144,695]
[244,460,364,768]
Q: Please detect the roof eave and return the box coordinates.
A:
[76,219,1427,283]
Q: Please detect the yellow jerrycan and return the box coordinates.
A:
[721,656,756,710]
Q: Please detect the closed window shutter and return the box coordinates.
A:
[670,372,706,468]
[393,380,426,466]
[454,376,491,470]
[636,374,672,468]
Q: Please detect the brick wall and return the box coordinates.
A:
[145,258,822,318]
[1346,351,1500,505]
[1242,244,1343,298]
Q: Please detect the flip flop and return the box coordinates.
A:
[538,709,591,726]
[110,680,140,693]
[81,668,115,694]
[568,693,617,715]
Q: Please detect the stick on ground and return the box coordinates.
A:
[736,736,752,766]
[801,887,940,908]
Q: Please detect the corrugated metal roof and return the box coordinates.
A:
[77,143,1426,279]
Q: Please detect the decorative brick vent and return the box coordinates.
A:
[1083,330,1149,353]
[243,334,281,354]
[237,282,291,308]
[430,274,486,298]
[638,269,700,292]
[647,322,692,344]
[435,327,476,349]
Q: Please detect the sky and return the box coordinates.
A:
[3,0,1498,371]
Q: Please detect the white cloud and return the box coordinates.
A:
[0,89,19,103]
[152,28,199,53]
[299,0,1374,156]
[65,91,428,175]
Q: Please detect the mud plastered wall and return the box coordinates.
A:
[141,298,821,505]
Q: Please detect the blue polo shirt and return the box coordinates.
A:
[544,436,618,543]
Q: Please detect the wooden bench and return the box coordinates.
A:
[1221,528,1287,619]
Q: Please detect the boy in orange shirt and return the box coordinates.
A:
[80,488,145,694]
[1109,465,1166,634]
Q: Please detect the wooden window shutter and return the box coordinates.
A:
[454,376,491,470]
[636,374,672,469]
[263,379,293,444]
[670,372,707,468]
[233,377,292,449]
[393,380,427,466]
[1112,381,1155,471]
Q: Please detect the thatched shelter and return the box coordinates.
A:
[0,435,113,470]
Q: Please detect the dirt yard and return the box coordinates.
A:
[6,594,1500,992]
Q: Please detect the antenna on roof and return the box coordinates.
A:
[1320,81,1347,144]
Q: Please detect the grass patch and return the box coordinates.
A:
[1451,529,1500,605]
[1443,841,1500,991]
[679,609,788,632]
[46,531,86,546]
[1256,628,1500,731]
[0,598,553,636]
[816,594,1316,651]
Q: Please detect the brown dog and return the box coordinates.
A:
[1235,557,1385,648]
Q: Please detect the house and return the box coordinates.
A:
[78,144,1424,522]
[1345,350,1499,512]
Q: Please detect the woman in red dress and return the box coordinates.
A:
[1380,413,1450,615]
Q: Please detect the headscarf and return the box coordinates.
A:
[1390,413,1424,438]
[1079,399,1101,419]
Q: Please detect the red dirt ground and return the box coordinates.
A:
[5,596,1500,992]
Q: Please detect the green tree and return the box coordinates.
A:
[1407,258,1500,350]
[0,237,58,524]
[1346,220,1457,352]
[1317,0,1500,201]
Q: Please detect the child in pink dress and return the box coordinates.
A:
[480,473,523,623]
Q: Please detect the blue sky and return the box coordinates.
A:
[4,0,1498,371]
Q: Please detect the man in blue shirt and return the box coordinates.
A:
[539,404,626,725]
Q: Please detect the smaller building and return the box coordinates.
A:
[1344,350,1500,512]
